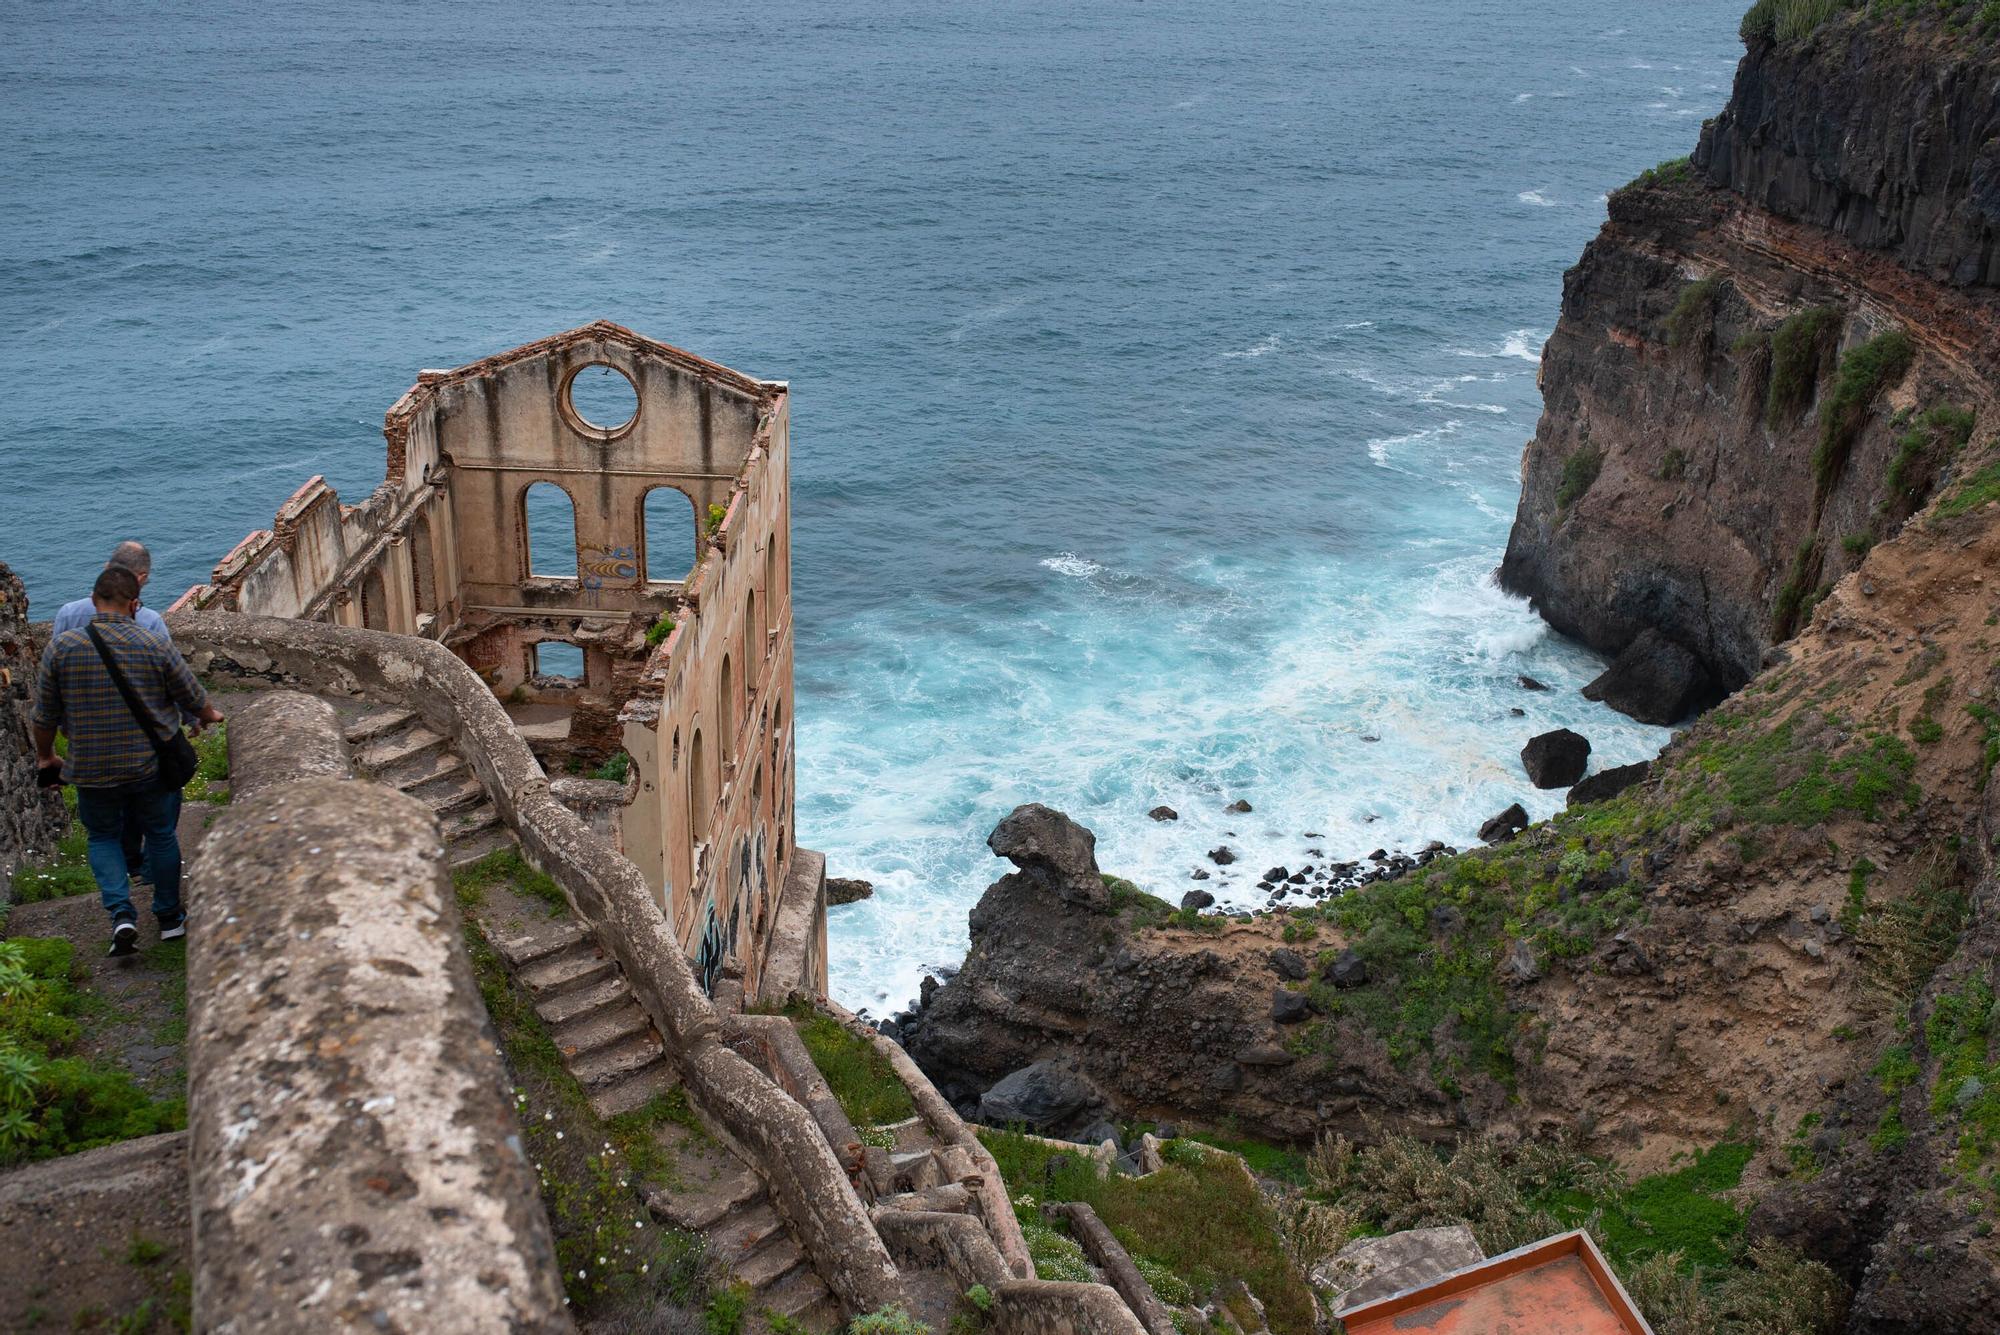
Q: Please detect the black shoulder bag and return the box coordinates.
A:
[86,623,200,792]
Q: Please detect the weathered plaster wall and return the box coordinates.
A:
[621,390,799,999]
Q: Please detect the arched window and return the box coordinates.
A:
[745,589,758,686]
[410,513,438,616]
[643,487,698,584]
[523,482,578,579]
[718,656,734,764]
[360,565,389,630]
[688,728,710,848]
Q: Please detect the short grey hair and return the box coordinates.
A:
[108,541,152,576]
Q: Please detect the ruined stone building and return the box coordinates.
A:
[175,321,818,1001]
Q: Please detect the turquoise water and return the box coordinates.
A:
[0,1,1744,1010]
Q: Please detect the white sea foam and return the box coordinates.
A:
[1517,189,1556,207]
[1514,92,1533,103]
[1223,334,1282,359]
[1041,553,1104,579]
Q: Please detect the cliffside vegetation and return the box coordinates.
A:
[1744,0,2000,44]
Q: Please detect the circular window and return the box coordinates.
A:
[563,362,639,439]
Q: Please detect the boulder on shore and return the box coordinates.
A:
[1181,889,1215,911]
[1567,760,1652,806]
[1478,803,1529,843]
[988,803,1108,911]
[1520,728,1591,788]
[1582,628,1720,725]
[826,877,875,905]
[977,1060,1101,1130]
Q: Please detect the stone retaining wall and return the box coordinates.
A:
[0,561,67,893]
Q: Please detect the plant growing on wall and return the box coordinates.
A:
[706,503,727,535]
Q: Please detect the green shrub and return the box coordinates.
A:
[706,503,727,534]
[1667,277,1725,351]
[1887,405,1976,500]
[1557,447,1604,510]
[1813,331,1914,491]
[1765,306,1843,429]
[592,751,631,783]
[1742,0,1857,43]
[788,1004,915,1125]
[645,612,676,647]
[705,1284,750,1335]
[1626,157,1694,191]
[1841,531,1874,557]
[1771,539,1822,638]
[850,1305,931,1335]
[1659,447,1689,482]
[0,938,184,1165]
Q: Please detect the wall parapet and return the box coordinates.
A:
[171,612,899,1317]
[188,768,570,1332]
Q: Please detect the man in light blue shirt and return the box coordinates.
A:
[52,542,187,890]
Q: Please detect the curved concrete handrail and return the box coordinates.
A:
[173,612,902,1315]
[823,999,1035,1280]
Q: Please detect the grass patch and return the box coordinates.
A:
[1969,702,2000,790]
[1742,0,1856,42]
[455,846,568,918]
[1667,276,1725,352]
[1851,845,1969,1010]
[182,722,229,805]
[787,1003,915,1126]
[1765,306,1842,429]
[1678,718,1918,829]
[1937,457,2000,519]
[981,1128,1317,1335]
[1556,447,1604,511]
[460,903,707,1321]
[1186,1131,1310,1187]
[1925,976,2000,1187]
[1771,539,1822,638]
[1812,330,1914,492]
[0,937,184,1166]
[8,798,94,903]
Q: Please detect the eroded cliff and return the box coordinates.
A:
[1499,9,2000,719]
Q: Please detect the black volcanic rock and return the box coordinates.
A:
[1149,805,1178,822]
[1521,729,1590,788]
[1568,760,1653,806]
[1479,804,1529,844]
[1582,629,1720,725]
[988,803,1107,911]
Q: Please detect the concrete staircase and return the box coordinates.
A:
[340,705,843,1331]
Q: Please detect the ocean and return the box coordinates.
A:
[0,0,1745,1012]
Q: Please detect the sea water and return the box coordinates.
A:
[0,0,1746,1012]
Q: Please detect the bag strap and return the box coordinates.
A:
[85,622,169,750]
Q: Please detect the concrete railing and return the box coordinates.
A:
[824,1000,1035,1280]
[174,613,902,1317]
[189,760,570,1332]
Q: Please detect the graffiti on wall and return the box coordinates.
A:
[579,545,639,591]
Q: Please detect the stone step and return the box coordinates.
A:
[733,1232,806,1291]
[537,972,633,1027]
[709,1200,786,1270]
[488,917,590,970]
[551,997,653,1062]
[571,1032,666,1090]
[757,1265,837,1325]
[357,725,450,774]
[343,707,419,745]
[590,1064,677,1121]
[519,945,616,1000]
[443,801,503,844]
[647,1159,765,1233]
[448,824,516,871]
[409,770,484,816]
[392,749,469,796]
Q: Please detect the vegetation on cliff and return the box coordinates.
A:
[1743,0,2000,44]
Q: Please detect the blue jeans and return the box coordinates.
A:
[75,780,183,926]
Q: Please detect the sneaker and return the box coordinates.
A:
[158,918,186,941]
[109,921,139,957]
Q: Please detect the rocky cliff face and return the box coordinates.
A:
[0,562,67,894]
[1499,11,2000,717]
[913,12,2000,1331]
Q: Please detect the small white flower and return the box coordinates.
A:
[577,1269,586,1279]
[640,1264,649,1274]
[555,1131,564,1140]
[544,1111,552,1121]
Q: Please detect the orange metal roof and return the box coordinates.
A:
[1339,1230,1652,1335]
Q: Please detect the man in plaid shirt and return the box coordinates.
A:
[33,565,224,956]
